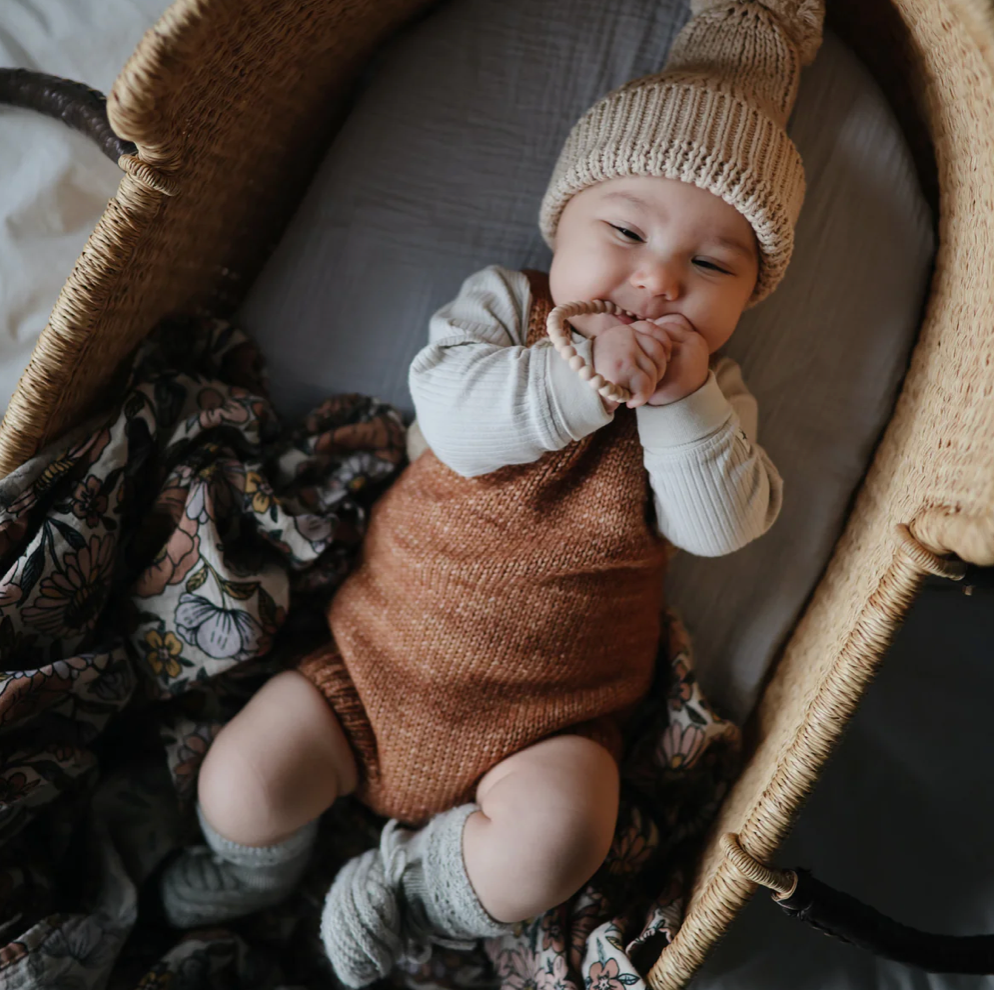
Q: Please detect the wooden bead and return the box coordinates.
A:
[547,299,635,405]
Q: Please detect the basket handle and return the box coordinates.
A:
[0,67,136,162]
[722,834,994,974]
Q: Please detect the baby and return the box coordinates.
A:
[158,0,822,984]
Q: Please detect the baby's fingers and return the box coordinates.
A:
[625,352,661,407]
[635,332,671,377]
[651,314,696,341]
[625,367,657,407]
[630,319,674,350]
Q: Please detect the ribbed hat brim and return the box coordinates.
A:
[539,81,805,304]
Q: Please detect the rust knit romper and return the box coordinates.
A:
[298,271,669,826]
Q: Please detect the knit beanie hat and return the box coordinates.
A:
[539,0,825,304]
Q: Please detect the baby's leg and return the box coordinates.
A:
[321,734,617,988]
[465,734,620,922]
[161,669,358,926]
[197,668,359,846]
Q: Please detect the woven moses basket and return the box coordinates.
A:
[1,0,993,985]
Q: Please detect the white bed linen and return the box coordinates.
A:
[0,0,167,415]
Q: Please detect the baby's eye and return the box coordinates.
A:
[609,224,643,243]
[693,258,731,274]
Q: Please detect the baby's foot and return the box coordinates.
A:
[159,805,317,928]
[322,806,513,988]
[321,821,430,988]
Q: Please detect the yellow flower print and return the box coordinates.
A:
[144,629,183,678]
[244,471,272,514]
[136,966,174,989]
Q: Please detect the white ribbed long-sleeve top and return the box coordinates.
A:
[408,265,782,557]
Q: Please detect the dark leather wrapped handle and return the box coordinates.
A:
[777,868,994,975]
[0,67,136,162]
[723,833,994,975]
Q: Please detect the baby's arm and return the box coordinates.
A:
[409,265,612,477]
[638,357,783,556]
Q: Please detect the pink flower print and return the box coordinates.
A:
[536,954,572,990]
[196,386,250,431]
[21,534,115,636]
[65,427,111,468]
[4,486,39,520]
[586,958,625,990]
[175,593,262,662]
[135,516,201,598]
[71,476,108,528]
[0,939,28,970]
[0,580,22,610]
[659,723,706,771]
[569,898,605,974]
[172,729,214,798]
[0,770,41,804]
[495,944,540,990]
[608,818,654,876]
[541,908,567,952]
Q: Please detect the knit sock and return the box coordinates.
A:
[321,803,512,988]
[159,802,318,928]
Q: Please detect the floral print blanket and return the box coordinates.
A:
[0,318,740,990]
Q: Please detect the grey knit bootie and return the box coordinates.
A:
[160,802,318,927]
[321,803,512,988]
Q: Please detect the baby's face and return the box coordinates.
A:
[548,176,759,353]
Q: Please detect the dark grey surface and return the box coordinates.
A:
[237,0,936,729]
[692,568,994,989]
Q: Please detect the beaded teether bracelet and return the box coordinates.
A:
[546,300,635,403]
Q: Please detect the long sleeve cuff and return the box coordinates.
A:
[545,336,614,441]
[635,371,733,449]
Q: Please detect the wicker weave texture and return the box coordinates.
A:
[648,0,994,985]
[0,0,992,987]
[0,0,433,475]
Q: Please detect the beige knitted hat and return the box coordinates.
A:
[539,0,825,304]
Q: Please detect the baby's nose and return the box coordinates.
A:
[631,261,680,299]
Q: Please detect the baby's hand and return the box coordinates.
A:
[590,321,672,409]
[644,315,710,406]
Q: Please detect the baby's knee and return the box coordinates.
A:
[469,737,620,919]
[536,802,618,895]
[469,799,618,922]
[197,720,279,844]
[197,671,355,845]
